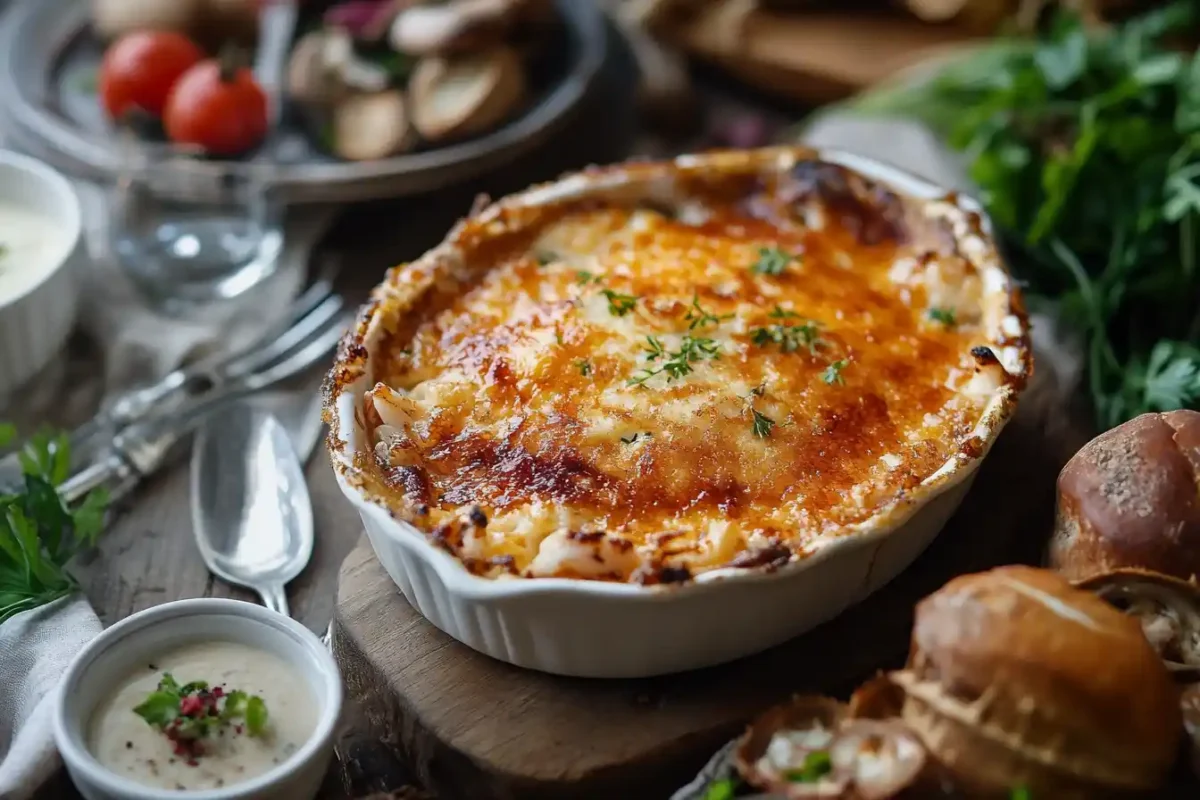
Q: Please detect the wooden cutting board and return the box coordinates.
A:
[662,8,980,104]
[330,377,1093,800]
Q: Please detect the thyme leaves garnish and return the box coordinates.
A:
[601,289,639,316]
[751,409,776,439]
[685,293,734,330]
[751,246,798,276]
[628,335,721,386]
[823,359,849,385]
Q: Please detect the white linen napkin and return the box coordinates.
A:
[0,597,102,800]
[0,171,335,798]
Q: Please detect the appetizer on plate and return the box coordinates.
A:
[91,0,561,160]
[705,565,1188,799]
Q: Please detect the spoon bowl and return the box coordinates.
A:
[191,404,314,616]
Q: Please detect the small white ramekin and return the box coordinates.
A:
[52,599,343,800]
[0,149,82,397]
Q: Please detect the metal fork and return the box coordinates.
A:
[0,268,343,484]
[59,307,352,505]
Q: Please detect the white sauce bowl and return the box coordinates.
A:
[0,149,82,398]
[53,599,342,800]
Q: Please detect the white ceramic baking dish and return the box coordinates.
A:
[326,147,1031,679]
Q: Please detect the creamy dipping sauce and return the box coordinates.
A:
[87,642,318,792]
[0,203,71,305]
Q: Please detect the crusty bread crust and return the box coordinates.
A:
[1049,410,1200,581]
[894,565,1181,796]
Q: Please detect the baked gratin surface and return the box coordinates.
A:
[328,154,1029,584]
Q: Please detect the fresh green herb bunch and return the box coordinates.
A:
[851,2,1200,428]
[0,426,109,624]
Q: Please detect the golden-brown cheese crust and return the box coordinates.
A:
[326,154,1029,584]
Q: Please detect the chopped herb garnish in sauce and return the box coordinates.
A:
[575,359,592,376]
[620,433,649,444]
[751,246,797,276]
[785,749,833,782]
[629,335,721,386]
[1010,787,1032,800]
[576,270,602,285]
[751,409,776,438]
[928,307,957,326]
[133,673,269,761]
[601,289,639,316]
[534,250,557,266]
[823,359,849,385]
[685,293,734,330]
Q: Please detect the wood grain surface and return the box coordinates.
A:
[331,369,1095,800]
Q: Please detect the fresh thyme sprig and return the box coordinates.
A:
[685,293,734,330]
[0,428,109,625]
[629,334,721,386]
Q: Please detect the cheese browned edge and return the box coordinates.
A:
[324,147,1031,585]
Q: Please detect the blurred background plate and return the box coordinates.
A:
[0,0,606,204]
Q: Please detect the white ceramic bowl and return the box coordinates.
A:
[53,599,342,800]
[0,149,82,396]
[327,147,1031,679]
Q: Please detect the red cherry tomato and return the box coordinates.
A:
[163,58,269,156]
[99,31,204,120]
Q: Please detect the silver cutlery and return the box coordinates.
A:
[0,269,342,487]
[56,308,351,505]
[191,405,314,617]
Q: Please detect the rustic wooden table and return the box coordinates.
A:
[18,22,665,798]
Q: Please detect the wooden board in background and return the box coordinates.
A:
[331,382,1094,800]
[665,9,979,104]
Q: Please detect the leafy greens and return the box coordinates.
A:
[0,427,109,624]
[847,2,1200,428]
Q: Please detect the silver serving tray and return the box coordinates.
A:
[0,0,605,204]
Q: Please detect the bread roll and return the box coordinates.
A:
[1048,410,1200,581]
[892,565,1181,797]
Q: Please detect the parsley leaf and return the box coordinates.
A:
[133,691,180,729]
[752,246,797,276]
[534,250,557,266]
[245,696,269,737]
[751,409,776,438]
[1010,787,1032,800]
[0,428,110,625]
[823,359,849,385]
[601,289,638,316]
[576,270,602,285]
[574,359,592,376]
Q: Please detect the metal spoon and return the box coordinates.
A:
[190,404,314,616]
